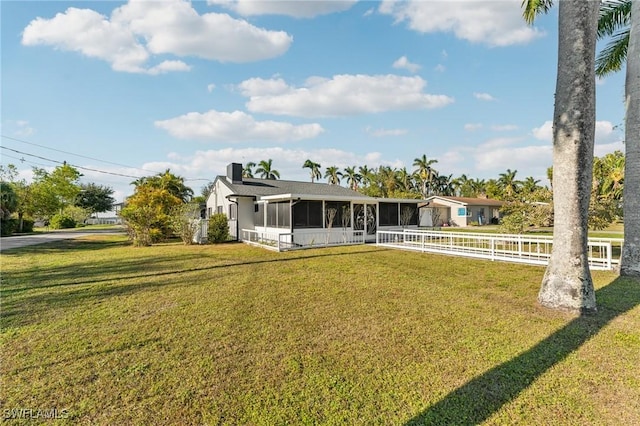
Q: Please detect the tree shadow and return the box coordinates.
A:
[404,276,640,425]
[1,244,383,329]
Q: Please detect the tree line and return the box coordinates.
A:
[0,163,115,235]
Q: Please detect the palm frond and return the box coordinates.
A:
[596,30,630,76]
[521,0,554,24]
[598,0,631,39]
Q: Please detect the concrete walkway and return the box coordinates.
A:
[0,229,126,252]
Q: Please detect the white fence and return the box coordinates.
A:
[241,228,365,252]
[377,229,622,271]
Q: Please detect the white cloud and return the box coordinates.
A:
[207,83,216,93]
[434,64,446,72]
[242,74,454,117]
[464,123,483,131]
[14,120,35,137]
[474,92,496,101]
[532,120,621,145]
[491,124,518,131]
[474,144,552,172]
[21,1,292,73]
[392,56,421,73]
[142,146,403,186]
[154,110,324,142]
[379,0,544,47]
[365,127,408,137]
[208,0,357,18]
[532,120,553,141]
[238,77,291,96]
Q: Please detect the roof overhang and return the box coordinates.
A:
[258,194,427,204]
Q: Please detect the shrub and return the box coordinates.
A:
[0,218,17,236]
[50,214,76,229]
[21,219,34,233]
[207,213,229,243]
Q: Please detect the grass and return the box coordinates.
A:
[1,235,639,425]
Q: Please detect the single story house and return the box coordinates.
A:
[85,202,124,225]
[420,196,505,227]
[206,163,426,246]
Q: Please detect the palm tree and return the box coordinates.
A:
[343,166,361,190]
[524,0,599,312]
[413,154,438,198]
[498,169,520,200]
[358,165,373,188]
[471,178,487,198]
[324,166,342,185]
[621,0,639,276]
[521,176,542,196]
[596,0,631,76]
[255,159,280,180]
[396,167,414,193]
[133,169,193,202]
[434,174,455,196]
[243,162,256,178]
[378,166,399,197]
[302,159,322,183]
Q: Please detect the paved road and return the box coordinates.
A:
[0,229,126,252]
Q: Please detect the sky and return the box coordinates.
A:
[1,0,627,202]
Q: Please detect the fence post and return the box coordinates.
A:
[490,237,495,261]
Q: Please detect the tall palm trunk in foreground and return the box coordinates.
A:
[538,0,599,312]
[621,0,640,277]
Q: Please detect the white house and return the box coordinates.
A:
[420,196,504,227]
[205,163,425,248]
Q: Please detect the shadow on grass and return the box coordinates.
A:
[1,242,382,328]
[405,276,640,426]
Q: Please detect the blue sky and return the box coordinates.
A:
[1,0,627,201]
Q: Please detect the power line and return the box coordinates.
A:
[1,134,163,175]
[1,135,213,183]
[1,146,143,179]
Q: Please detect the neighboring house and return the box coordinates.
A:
[206,163,425,245]
[420,196,504,227]
[86,202,124,225]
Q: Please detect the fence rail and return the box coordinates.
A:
[241,229,365,252]
[376,229,621,271]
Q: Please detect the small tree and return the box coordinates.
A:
[120,186,181,246]
[208,213,229,243]
[325,207,337,244]
[169,202,202,245]
[400,206,415,228]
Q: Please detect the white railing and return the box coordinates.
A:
[376,229,621,271]
[241,229,365,252]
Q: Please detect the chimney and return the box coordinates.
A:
[227,163,243,184]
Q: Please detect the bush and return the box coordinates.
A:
[50,214,76,229]
[207,213,229,243]
[0,218,17,236]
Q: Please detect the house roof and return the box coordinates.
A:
[216,176,427,204]
[424,196,505,207]
[217,176,371,200]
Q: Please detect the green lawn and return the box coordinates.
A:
[1,235,639,425]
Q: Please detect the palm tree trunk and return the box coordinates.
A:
[539,0,599,312]
[621,0,640,277]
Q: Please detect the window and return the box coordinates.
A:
[457,207,471,217]
[325,201,351,228]
[216,206,223,214]
[254,203,264,227]
[229,203,237,220]
[207,207,212,218]
[293,201,323,228]
[265,202,290,228]
[277,202,290,228]
[379,202,399,226]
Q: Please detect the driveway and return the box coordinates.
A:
[0,229,126,252]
